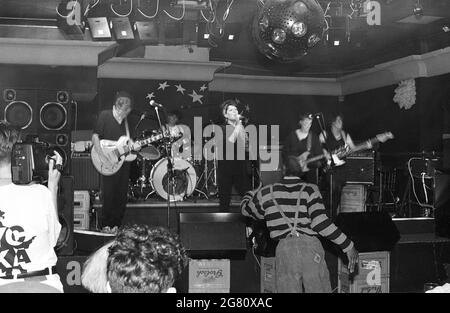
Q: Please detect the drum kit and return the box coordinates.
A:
[128,129,218,202]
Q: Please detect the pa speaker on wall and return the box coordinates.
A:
[0,88,37,132]
[55,176,74,256]
[179,213,247,259]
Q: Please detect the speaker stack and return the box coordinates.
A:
[1,88,74,175]
[1,88,75,255]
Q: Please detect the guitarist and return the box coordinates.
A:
[92,91,140,232]
[319,112,360,219]
[283,112,328,184]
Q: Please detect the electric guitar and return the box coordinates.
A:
[91,133,164,176]
[293,132,394,172]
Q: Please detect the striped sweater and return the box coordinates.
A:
[241,176,354,253]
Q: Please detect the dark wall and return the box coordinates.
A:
[343,73,450,155]
[208,91,339,142]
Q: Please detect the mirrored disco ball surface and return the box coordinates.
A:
[252,0,325,63]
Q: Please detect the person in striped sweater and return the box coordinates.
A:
[241,157,358,293]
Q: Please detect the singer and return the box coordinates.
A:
[217,99,252,212]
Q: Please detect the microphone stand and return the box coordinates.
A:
[314,113,336,219]
[153,104,173,229]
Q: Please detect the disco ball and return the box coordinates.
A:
[252,0,325,63]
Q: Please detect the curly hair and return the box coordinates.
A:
[106,225,188,293]
[0,121,20,163]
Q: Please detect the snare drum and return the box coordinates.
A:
[150,157,197,202]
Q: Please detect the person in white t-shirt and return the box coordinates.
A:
[0,121,63,292]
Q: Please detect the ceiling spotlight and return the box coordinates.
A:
[413,0,423,17]
[291,21,307,37]
[259,16,269,31]
[272,28,287,44]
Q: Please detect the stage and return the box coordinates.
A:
[62,198,450,293]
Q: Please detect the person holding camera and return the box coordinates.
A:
[0,121,64,292]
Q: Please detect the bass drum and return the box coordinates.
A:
[150,157,197,202]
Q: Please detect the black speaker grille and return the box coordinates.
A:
[5,101,33,129]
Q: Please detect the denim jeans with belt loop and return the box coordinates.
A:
[275,233,332,293]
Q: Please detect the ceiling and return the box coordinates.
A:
[0,0,450,78]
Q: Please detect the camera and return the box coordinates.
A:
[11,140,62,185]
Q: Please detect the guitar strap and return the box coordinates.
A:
[124,118,130,138]
[306,132,312,152]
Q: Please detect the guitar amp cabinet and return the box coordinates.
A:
[71,152,100,190]
[345,151,375,185]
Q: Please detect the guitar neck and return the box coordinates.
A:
[306,154,325,164]
[348,137,380,154]
[138,134,162,146]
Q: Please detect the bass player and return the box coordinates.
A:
[283,111,329,184]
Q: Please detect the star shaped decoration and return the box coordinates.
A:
[158,81,170,91]
[234,98,241,104]
[200,84,208,92]
[188,90,203,104]
[245,104,250,112]
[175,84,186,94]
[146,93,155,100]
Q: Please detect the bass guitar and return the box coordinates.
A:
[292,132,394,173]
[91,133,164,176]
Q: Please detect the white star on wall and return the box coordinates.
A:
[175,84,186,94]
[158,81,170,91]
[146,92,155,100]
[200,84,208,92]
[189,90,203,104]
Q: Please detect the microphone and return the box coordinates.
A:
[149,100,163,108]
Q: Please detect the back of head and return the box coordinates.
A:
[107,225,188,293]
[0,121,20,164]
[285,155,302,177]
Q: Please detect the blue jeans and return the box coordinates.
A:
[275,234,332,293]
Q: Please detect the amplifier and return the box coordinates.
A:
[345,151,375,185]
[74,191,90,211]
[71,153,100,190]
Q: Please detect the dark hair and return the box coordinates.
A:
[0,121,20,163]
[107,225,188,293]
[284,155,302,176]
[113,90,133,108]
[298,111,312,121]
[221,99,238,116]
[167,110,182,121]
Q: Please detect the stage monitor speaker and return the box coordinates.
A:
[55,176,74,256]
[335,211,400,252]
[434,170,450,238]
[179,213,247,259]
